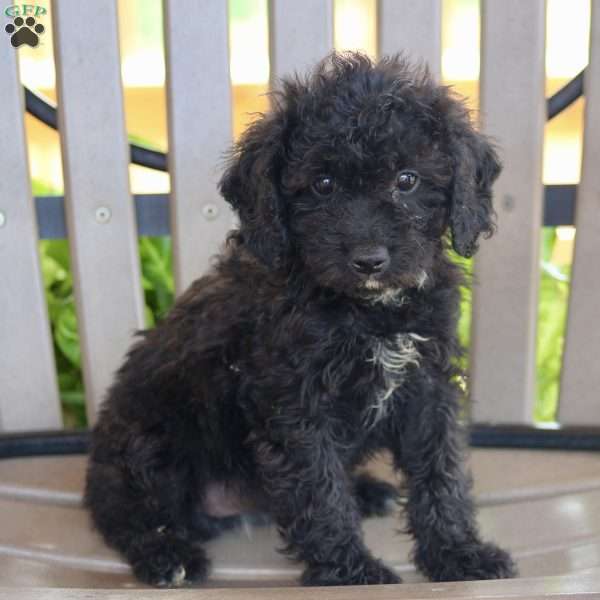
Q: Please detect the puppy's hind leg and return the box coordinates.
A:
[125,526,210,587]
[85,439,211,587]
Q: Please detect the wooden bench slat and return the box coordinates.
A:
[377,0,442,80]
[467,449,600,505]
[515,539,600,581]
[3,534,600,589]
[2,573,600,599]
[269,0,334,84]
[2,488,600,584]
[163,0,234,293]
[0,554,132,589]
[0,456,84,505]
[51,0,145,422]
[559,3,600,426]
[1,551,600,593]
[470,1,546,424]
[0,36,61,431]
[2,451,600,587]
[3,451,599,509]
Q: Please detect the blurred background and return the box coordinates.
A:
[18,0,590,427]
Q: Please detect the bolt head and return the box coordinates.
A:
[95,206,112,224]
[202,203,219,220]
[502,194,515,212]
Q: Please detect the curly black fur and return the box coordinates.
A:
[85,52,516,587]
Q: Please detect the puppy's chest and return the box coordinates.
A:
[361,332,428,422]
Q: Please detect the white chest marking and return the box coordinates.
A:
[366,333,428,424]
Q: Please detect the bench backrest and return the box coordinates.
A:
[1,0,598,431]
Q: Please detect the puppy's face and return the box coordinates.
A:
[283,110,452,301]
[220,53,501,301]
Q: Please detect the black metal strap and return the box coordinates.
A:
[33,185,575,240]
[470,425,600,451]
[24,87,168,172]
[35,194,170,238]
[23,69,585,174]
[547,69,585,120]
[0,430,89,459]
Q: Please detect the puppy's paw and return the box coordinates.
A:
[420,541,517,582]
[301,558,401,586]
[129,532,210,587]
[353,473,399,518]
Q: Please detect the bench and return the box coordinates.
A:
[1,0,599,597]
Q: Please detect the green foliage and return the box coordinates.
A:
[453,253,473,357]
[452,229,569,423]
[39,235,174,428]
[535,228,570,422]
[39,238,85,427]
[139,237,175,326]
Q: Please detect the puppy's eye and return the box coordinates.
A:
[396,170,420,194]
[312,176,336,198]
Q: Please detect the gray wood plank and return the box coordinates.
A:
[163,0,234,293]
[377,0,442,80]
[3,474,600,582]
[559,3,600,426]
[2,451,600,509]
[2,448,600,589]
[0,554,133,589]
[515,538,600,581]
[0,456,85,506]
[1,575,600,599]
[1,544,597,591]
[51,0,145,423]
[269,0,334,84]
[0,31,62,430]
[0,544,600,600]
[470,1,546,424]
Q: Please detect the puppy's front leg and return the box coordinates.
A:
[388,375,517,581]
[253,425,400,586]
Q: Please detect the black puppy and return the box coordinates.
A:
[85,52,517,587]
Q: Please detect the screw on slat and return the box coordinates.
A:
[95,206,112,224]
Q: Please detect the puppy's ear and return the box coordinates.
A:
[219,104,290,270]
[446,103,501,258]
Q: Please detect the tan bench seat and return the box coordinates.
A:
[1,449,599,592]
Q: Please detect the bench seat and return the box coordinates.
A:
[1,448,599,592]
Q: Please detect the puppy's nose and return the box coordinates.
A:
[350,246,390,275]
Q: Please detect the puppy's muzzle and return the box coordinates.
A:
[349,246,390,276]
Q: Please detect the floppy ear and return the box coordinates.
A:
[219,104,291,269]
[446,107,502,258]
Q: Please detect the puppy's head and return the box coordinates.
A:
[220,52,500,300]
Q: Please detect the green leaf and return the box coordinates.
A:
[534,228,571,423]
[55,305,81,368]
[144,304,155,328]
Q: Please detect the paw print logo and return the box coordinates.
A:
[5,16,45,48]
